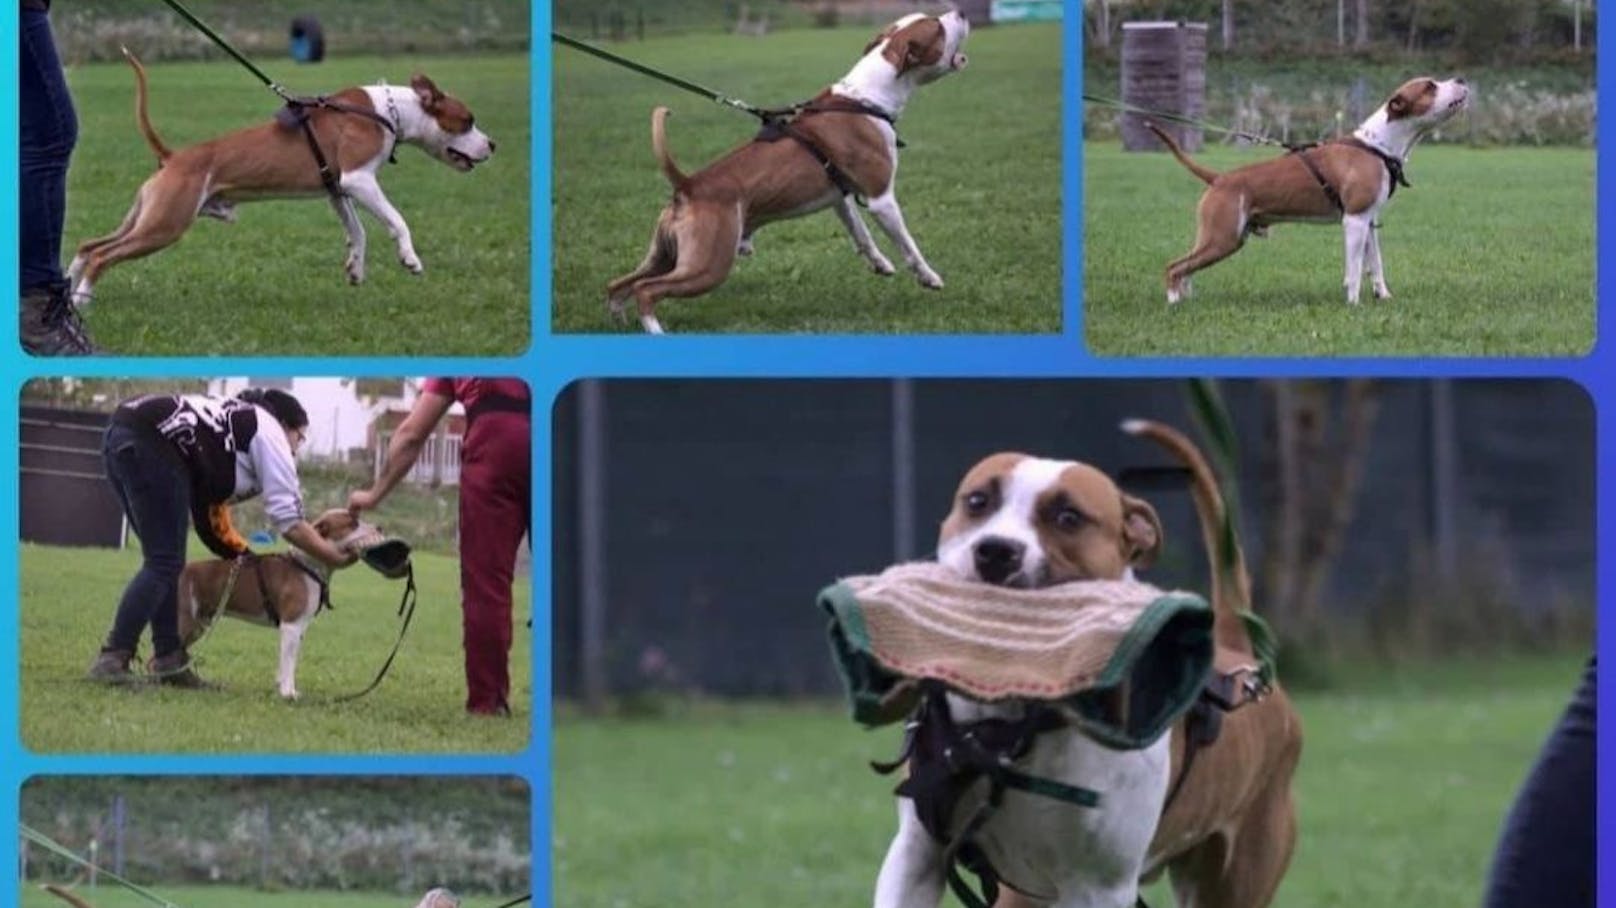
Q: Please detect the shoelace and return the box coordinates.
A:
[45,293,95,354]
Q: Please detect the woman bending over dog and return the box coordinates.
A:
[87,388,355,688]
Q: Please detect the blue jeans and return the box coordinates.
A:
[20,6,78,291]
[1482,656,1595,907]
[102,422,190,658]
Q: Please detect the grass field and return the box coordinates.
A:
[554,654,1583,906]
[62,53,529,356]
[18,886,472,907]
[1083,143,1594,356]
[20,544,531,754]
[552,24,1062,334]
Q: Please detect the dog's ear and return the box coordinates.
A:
[1121,493,1163,569]
[864,22,900,55]
[882,19,945,73]
[411,73,445,108]
[1385,91,1411,119]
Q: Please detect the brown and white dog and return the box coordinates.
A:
[66,50,496,306]
[875,422,1301,908]
[605,11,970,334]
[1151,76,1469,305]
[176,509,368,700]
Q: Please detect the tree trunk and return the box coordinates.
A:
[1355,0,1370,48]
[1222,0,1233,50]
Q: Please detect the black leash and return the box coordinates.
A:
[489,896,532,908]
[552,30,903,200]
[329,563,418,703]
[1083,91,1289,148]
[553,30,768,119]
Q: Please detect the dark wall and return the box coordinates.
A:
[20,406,124,548]
[552,380,1595,699]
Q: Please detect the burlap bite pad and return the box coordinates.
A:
[821,562,1215,749]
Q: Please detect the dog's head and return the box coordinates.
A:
[936,453,1162,589]
[311,508,376,549]
[409,73,495,172]
[863,10,971,86]
[1382,76,1470,130]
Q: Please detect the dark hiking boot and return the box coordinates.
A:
[147,649,215,690]
[21,284,97,356]
[86,647,137,684]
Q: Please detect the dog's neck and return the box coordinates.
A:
[1351,109,1427,162]
[368,83,423,144]
[832,54,916,120]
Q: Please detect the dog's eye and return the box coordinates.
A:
[964,491,990,515]
[1054,507,1086,531]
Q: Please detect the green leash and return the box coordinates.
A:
[20,823,182,908]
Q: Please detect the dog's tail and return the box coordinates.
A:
[650,106,689,189]
[121,47,173,164]
[1121,418,1254,655]
[1145,121,1219,186]
[42,884,97,908]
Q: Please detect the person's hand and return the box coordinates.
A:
[348,488,381,514]
[320,539,360,569]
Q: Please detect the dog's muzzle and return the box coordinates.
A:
[344,526,414,579]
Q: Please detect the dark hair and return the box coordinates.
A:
[237,388,309,431]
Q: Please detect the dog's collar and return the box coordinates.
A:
[1348,129,1403,164]
[828,82,903,123]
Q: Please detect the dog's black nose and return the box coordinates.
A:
[1455,77,1467,86]
[974,537,1025,585]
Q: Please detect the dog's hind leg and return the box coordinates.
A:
[329,194,369,285]
[1165,195,1244,305]
[73,172,202,304]
[834,196,896,276]
[68,189,150,303]
[606,218,677,322]
[627,209,740,335]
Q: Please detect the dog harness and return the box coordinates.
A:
[753,98,904,204]
[879,669,1268,908]
[274,95,399,200]
[1290,137,1410,213]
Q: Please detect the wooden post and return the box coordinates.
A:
[1121,21,1208,152]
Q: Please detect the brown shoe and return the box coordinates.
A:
[147,649,215,689]
[86,648,136,684]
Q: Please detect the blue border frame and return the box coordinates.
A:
[3,0,1612,906]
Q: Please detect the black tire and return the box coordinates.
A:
[290,15,326,63]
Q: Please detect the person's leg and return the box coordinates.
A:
[95,424,192,679]
[19,7,94,355]
[19,6,77,293]
[457,414,531,714]
[1481,656,1595,908]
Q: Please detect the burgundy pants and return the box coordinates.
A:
[458,412,531,714]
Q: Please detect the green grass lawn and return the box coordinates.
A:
[552,24,1062,334]
[20,544,531,754]
[62,53,529,356]
[1083,143,1594,356]
[18,886,454,907]
[554,654,1583,907]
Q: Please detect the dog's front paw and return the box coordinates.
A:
[401,253,424,276]
[870,254,896,276]
[345,252,366,285]
[279,686,300,701]
[917,268,944,290]
[1373,283,1393,301]
[737,237,756,257]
